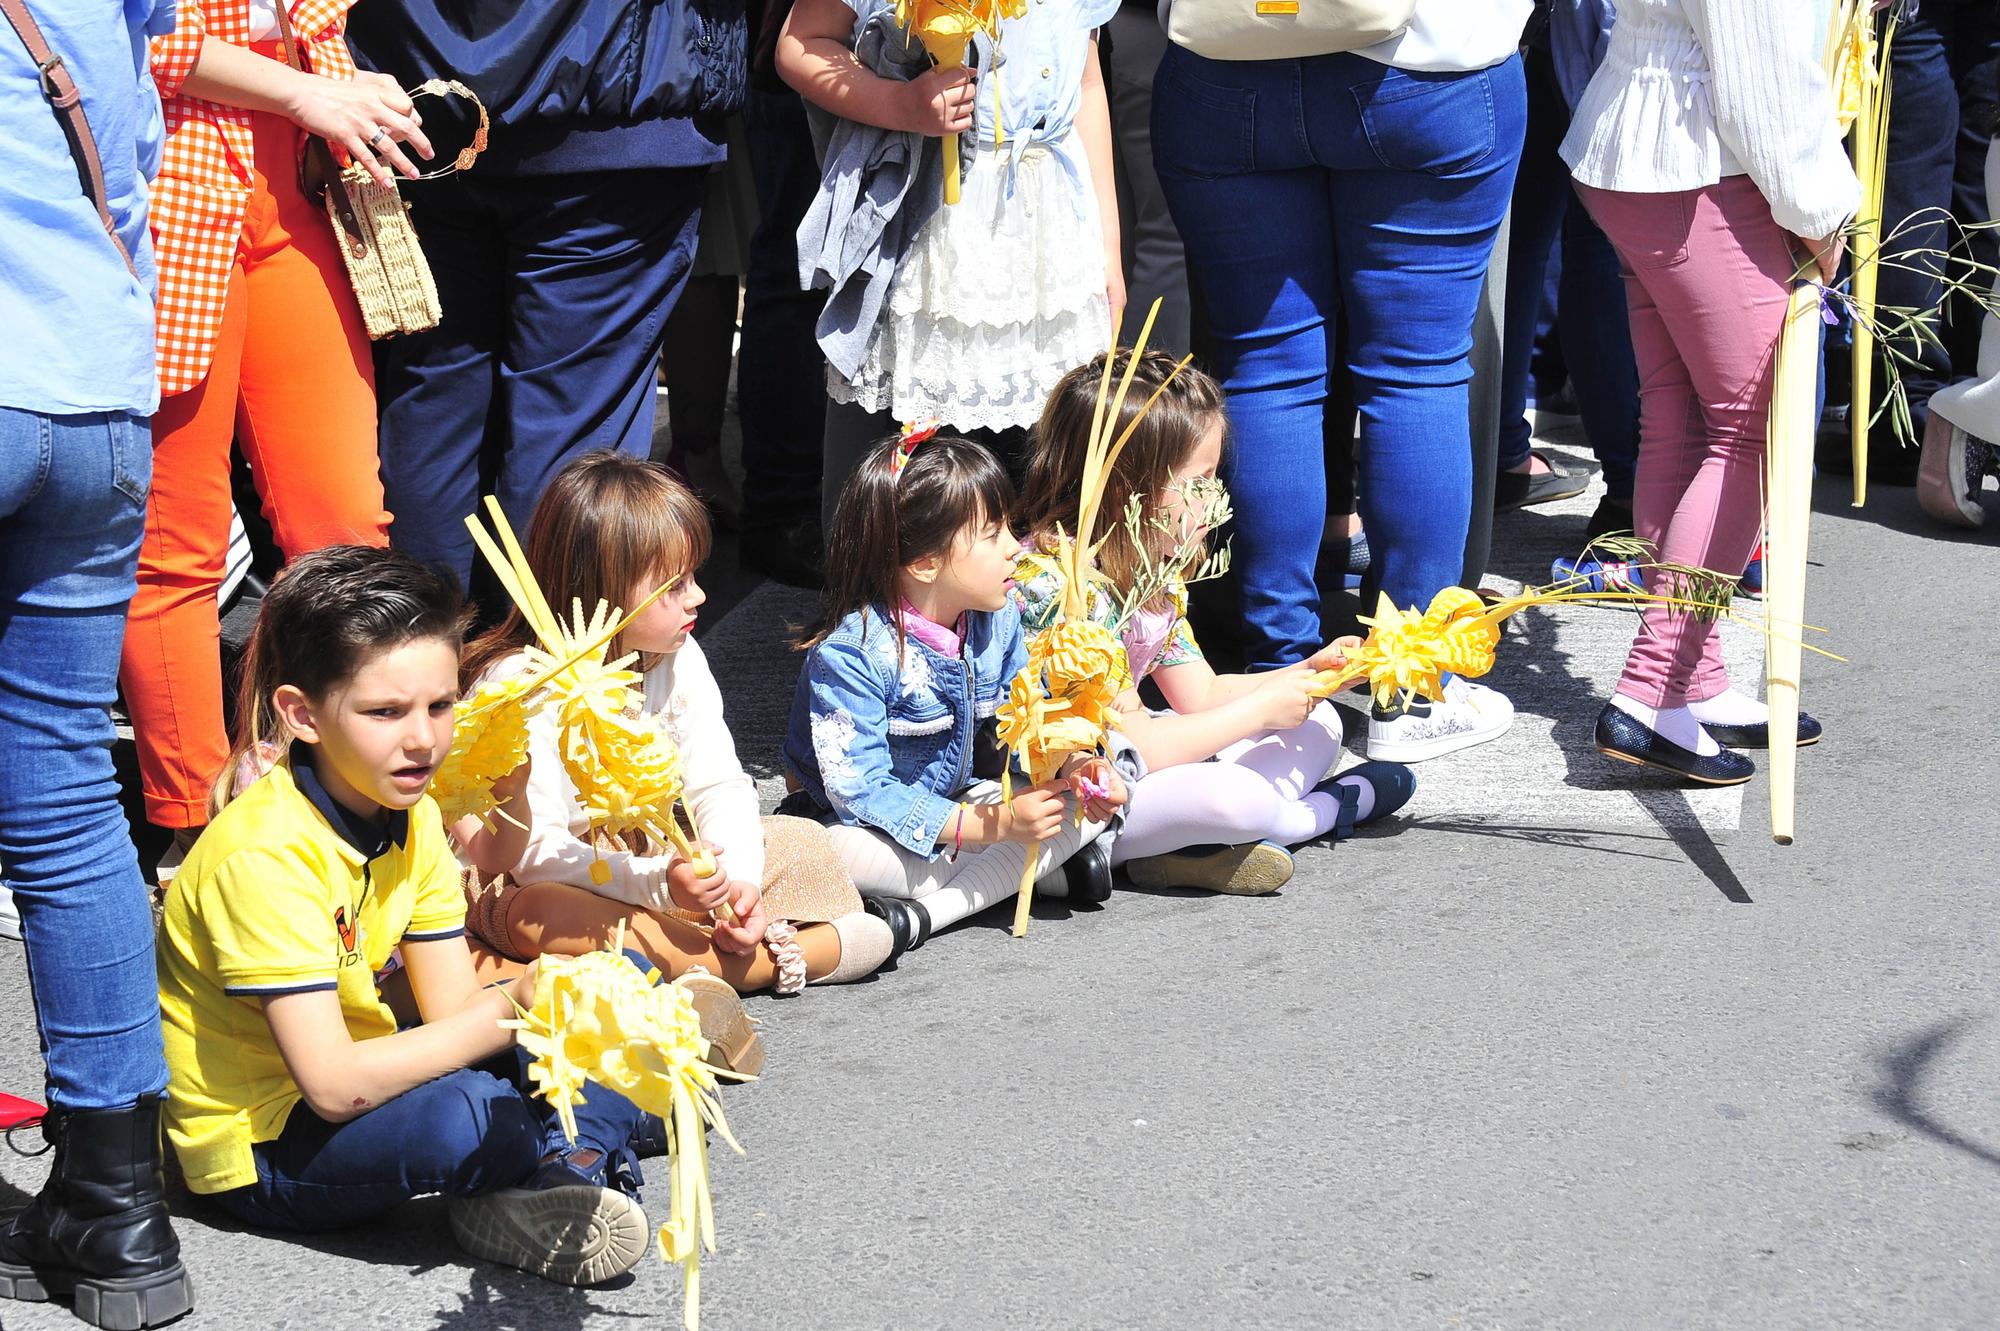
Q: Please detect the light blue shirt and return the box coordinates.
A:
[844,0,1118,200]
[0,0,172,416]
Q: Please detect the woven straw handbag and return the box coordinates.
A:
[306,81,488,339]
[274,6,487,339]
[1166,0,1418,61]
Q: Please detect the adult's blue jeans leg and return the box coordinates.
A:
[377,174,507,592]
[1558,200,1640,502]
[1334,58,1526,616]
[1878,12,1958,434]
[1498,46,1571,475]
[0,407,167,1111]
[1166,169,1335,669]
[740,89,830,531]
[1155,60,1334,669]
[494,169,705,541]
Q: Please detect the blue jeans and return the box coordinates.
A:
[1870,1,2000,436]
[211,1045,644,1232]
[1497,45,1638,501]
[1155,48,1526,667]
[0,406,167,1111]
[376,167,705,611]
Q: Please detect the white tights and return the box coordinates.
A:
[1110,701,1357,865]
[825,784,1108,935]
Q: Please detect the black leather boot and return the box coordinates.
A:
[0,1095,194,1329]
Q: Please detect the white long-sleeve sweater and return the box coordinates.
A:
[1560,0,1859,240]
[487,638,766,910]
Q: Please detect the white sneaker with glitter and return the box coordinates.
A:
[1366,678,1515,763]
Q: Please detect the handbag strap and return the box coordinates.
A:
[272,3,485,198]
[1,0,138,278]
[269,1,365,250]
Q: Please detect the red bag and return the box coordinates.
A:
[0,1092,46,1130]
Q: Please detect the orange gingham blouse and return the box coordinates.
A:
[149,0,358,396]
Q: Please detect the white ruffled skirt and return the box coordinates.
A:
[827,140,1111,434]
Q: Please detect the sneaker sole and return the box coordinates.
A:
[1367,716,1514,764]
[1917,421,1986,529]
[0,1260,194,1330]
[1124,843,1294,896]
[449,1184,649,1287]
[678,974,765,1078]
[1596,744,1753,787]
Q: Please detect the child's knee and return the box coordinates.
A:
[415,1069,543,1194]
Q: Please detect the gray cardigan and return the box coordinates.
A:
[797,14,965,381]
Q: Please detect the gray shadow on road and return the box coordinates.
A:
[1871,1016,2000,1171]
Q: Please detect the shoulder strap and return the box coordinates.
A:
[0,0,137,278]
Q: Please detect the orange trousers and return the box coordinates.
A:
[121,110,390,829]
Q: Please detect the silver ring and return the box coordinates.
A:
[367,126,388,148]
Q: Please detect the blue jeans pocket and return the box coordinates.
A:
[1154,55,1257,180]
[108,412,153,507]
[1355,67,1496,177]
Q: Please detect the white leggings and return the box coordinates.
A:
[1110,700,1351,865]
[825,783,1107,935]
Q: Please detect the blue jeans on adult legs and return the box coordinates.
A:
[1155,48,1526,668]
[0,407,167,1111]
[376,168,705,607]
[212,1046,645,1232]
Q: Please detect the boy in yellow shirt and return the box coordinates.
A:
[156,547,652,1286]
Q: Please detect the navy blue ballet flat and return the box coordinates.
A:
[1594,704,1755,786]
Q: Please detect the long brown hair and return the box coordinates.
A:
[459,451,714,686]
[214,545,467,813]
[798,432,1014,656]
[1019,349,1227,600]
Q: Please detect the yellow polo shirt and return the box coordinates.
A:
[156,757,467,1195]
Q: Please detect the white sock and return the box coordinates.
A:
[1610,693,1719,756]
[1686,687,1767,727]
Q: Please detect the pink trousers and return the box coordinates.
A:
[1575,176,1793,709]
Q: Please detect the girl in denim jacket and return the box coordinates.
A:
[782,429,1124,956]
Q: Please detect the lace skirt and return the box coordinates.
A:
[828,142,1112,434]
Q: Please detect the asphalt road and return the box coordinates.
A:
[1,432,1995,1330]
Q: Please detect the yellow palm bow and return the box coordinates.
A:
[501,927,749,1331]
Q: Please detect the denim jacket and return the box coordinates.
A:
[782,603,1028,857]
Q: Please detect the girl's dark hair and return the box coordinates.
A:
[460,451,713,687]
[216,545,468,812]
[1019,349,1227,603]
[798,433,1014,653]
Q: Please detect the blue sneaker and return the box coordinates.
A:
[1739,541,1765,598]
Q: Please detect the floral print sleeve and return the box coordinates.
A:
[1154,583,1205,671]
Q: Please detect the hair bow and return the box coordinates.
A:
[890,417,941,479]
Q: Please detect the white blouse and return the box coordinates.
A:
[1356,0,1534,73]
[490,637,766,911]
[1560,0,1859,239]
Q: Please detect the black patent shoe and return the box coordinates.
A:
[1594,704,1755,786]
[862,894,932,961]
[1062,839,1113,905]
[1702,710,1823,750]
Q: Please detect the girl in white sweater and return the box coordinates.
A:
[455,453,894,1028]
[1561,0,1858,783]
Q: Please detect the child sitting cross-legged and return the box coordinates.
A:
[1014,352,1417,895]
[157,546,660,1286]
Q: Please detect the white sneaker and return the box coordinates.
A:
[0,883,18,942]
[1367,678,1515,763]
[448,1176,650,1287]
